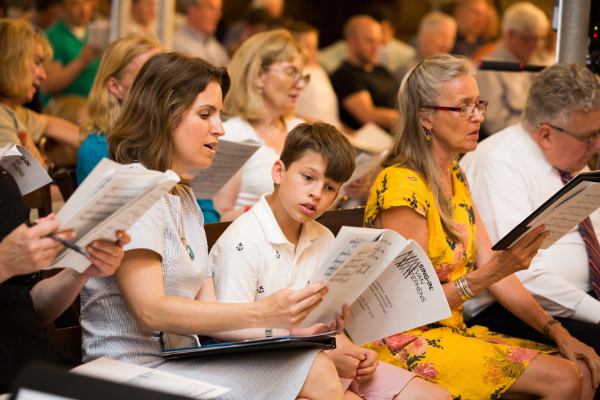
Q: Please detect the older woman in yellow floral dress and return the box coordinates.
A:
[362,54,600,400]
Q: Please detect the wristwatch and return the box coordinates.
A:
[543,319,562,339]
[265,327,273,338]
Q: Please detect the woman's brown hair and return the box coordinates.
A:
[108,52,230,172]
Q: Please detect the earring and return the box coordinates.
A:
[424,128,432,141]
[258,86,264,94]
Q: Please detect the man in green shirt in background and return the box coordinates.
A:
[42,0,101,115]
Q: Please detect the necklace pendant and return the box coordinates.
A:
[186,244,195,261]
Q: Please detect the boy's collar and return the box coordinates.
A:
[253,194,319,246]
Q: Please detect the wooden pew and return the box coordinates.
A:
[23,183,52,218]
[46,206,366,360]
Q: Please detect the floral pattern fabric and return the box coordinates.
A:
[363,163,555,399]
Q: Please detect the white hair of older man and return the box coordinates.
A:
[501,2,549,36]
[522,63,600,131]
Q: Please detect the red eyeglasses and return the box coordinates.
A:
[422,101,488,117]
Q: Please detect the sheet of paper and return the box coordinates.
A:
[301,227,409,328]
[14,389,75,400]
[71,358,230,399]
[46,159,179,272]
[345,122,393,154]
[0,145,52,195]
[510,183,600,249]
[187,138,262,199]
[0,143,14,160]
[345,241,451,346]
[330,150,387,209]
[87,19,111,50]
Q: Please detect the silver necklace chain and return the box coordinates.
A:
[163,186,194,260]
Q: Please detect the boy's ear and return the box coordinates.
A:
[271,160,286,185]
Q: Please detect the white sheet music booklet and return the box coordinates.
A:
[186,138,262,199]
[47,158,180,272]
[300,227,451,346]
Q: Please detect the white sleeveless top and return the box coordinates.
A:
[80,163,209,368]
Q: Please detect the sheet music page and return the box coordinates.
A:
[345,241,451,346]
[187,138,262,199]
[330,150,387,209]
[345,122,393,154]
[509,182,600,249]
[46,159,179,272]
[300,227,409,328]
[0,145,52,195]
[72,358,230,399]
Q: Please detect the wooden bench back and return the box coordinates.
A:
[23,183,52,218]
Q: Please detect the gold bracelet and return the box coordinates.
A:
[454,277,471,301]
[461,275,475,298]
[543,319,561,339]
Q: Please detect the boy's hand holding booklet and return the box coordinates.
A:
[301,227,451,346]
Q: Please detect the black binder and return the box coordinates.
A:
[160,331,337,360]
[493,171,600,251]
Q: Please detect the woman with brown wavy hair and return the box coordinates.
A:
[80,51,345,400]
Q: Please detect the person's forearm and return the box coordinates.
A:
[42,58,88,95]
[130,295,274,335]
[43,115,80,147]
[218,208,245,222]
[30,269,88,326]
[353,108,398,130]
[212,327,290,341]
[442,257,508,310]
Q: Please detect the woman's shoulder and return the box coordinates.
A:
[375,165,430,193]
[450,161,471,193]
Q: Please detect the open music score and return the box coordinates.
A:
[301,227,451,346]
[48,159,180,272]
[494,170,600,250]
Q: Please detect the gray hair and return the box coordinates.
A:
[384,54,475,243]
[501,2,548,36]
[522,63,600,131]
[418,12,457,35]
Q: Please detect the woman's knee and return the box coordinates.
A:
[394,377,452,400]
[549,357,583,397]
[300,352,344,400]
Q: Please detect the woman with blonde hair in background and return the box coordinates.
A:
[76,35,161,185]
[0,19,79,168]
[213,29,308,221]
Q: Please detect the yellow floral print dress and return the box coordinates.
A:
[363,163,555,400]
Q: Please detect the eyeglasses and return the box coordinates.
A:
[422,101,488,117]
[539,123,600,146]
[262,65,311,86]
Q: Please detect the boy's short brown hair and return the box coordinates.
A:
[280,121,355,184]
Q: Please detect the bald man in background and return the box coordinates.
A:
[394,12,457,82]
[329,15,399,131]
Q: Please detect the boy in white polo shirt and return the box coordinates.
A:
[210,122,449,400]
